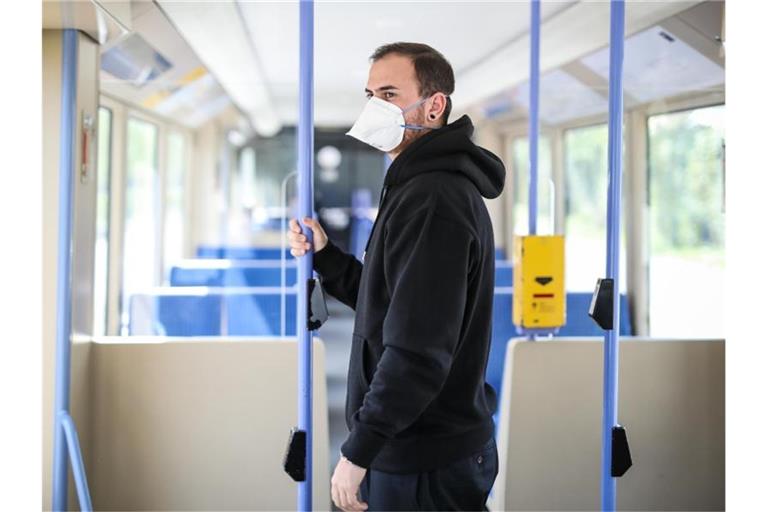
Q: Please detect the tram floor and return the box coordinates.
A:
[318,297,355,489]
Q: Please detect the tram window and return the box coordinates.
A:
[508,137,553,236]
[93,107,112,335]
[238,146,257,209]
[648,105,724,337]
[121,117,159,333]
[564,124,627,292]
[164,131,186,278]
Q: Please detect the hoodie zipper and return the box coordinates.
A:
[362,184,389,260]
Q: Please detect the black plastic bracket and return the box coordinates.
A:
[588,278,614,330]
[307,278,329,331]
[283,427,306,482]
[611,425,633,477]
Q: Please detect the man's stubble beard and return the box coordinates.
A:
[391,105,430,156]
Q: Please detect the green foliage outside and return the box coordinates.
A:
[565,124,610,239]
[648,105,725,260]
[125,118,158,220]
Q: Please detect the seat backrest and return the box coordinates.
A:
[89,337,330,511]
[490,338,724,511]
[486,289,633,397]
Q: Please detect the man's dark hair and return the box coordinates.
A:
[370,42,455,125]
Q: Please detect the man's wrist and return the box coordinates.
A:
[339,451,365,469]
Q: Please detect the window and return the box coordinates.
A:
[239,146,257,209]
[647,105,725,337]
[164,131,186,278]
[93,107,112,335]
[508,137,553,236]
[121,117,159,333]
[564,124,627,292]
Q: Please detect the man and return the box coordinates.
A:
[288,42,505,511]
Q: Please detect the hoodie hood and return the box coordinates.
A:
[382,115,506,199]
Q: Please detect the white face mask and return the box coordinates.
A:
[346,96,431,152]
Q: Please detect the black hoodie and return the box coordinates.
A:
[313,114,506,473]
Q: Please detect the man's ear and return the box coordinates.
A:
[427,93,447,124]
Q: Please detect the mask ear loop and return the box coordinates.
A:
[399,96,433,131]
[399,94,450,130]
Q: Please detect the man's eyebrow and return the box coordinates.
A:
[364,85,400,94]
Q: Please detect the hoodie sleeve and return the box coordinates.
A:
[340,208,473,467]
[312,239,363,310]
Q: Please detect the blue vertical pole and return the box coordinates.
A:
[297,1,314,510]
[601,1,625,510]
[528,0,540,236]
[52,28,78,512]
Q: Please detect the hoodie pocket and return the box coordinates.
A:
[352,333,371,389]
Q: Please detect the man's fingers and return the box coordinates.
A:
[342,489,367,511]
[289,218,301,233]
[331,483,340,510]
[340,489,354,511]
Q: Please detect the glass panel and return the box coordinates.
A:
[122,117,159,333]
[508,137,553,237]
[564,124,627,292]
[164,131,186,279]
[93,107,112,335]
[648,105,725,337]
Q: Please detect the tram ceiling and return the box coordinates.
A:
[145,0,722,131]
[98,0,239,130]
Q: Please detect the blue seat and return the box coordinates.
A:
[158,294,222,336]
[561,293,633,337]
[196,246,292,259]
[226,292,297,336]
[129,288,298,336]
[486,288,633,399]
[170,261,297,288]
[487,289,515,398]
[129,292,222,336]
[349,217,374,261]
[495,248,506,260]
[170,266,225,287]
[195,246,224,258]
[224,267,297,287]
[494,262,513,287]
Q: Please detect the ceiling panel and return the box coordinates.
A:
[512,69,608,125]
[238,0,574,126]
[580,24,724,104]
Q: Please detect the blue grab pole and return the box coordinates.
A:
[528,0,540,236]
[52,28,79,512]
[297,1,314,510]
[601,1,625,510]
[61,412,93,511]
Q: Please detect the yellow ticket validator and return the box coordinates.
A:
[512,235,566,329]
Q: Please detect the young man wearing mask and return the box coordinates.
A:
[288,42,505,511]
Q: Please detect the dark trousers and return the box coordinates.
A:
[359,436,499,511]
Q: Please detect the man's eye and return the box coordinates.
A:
[384,92,395,99]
